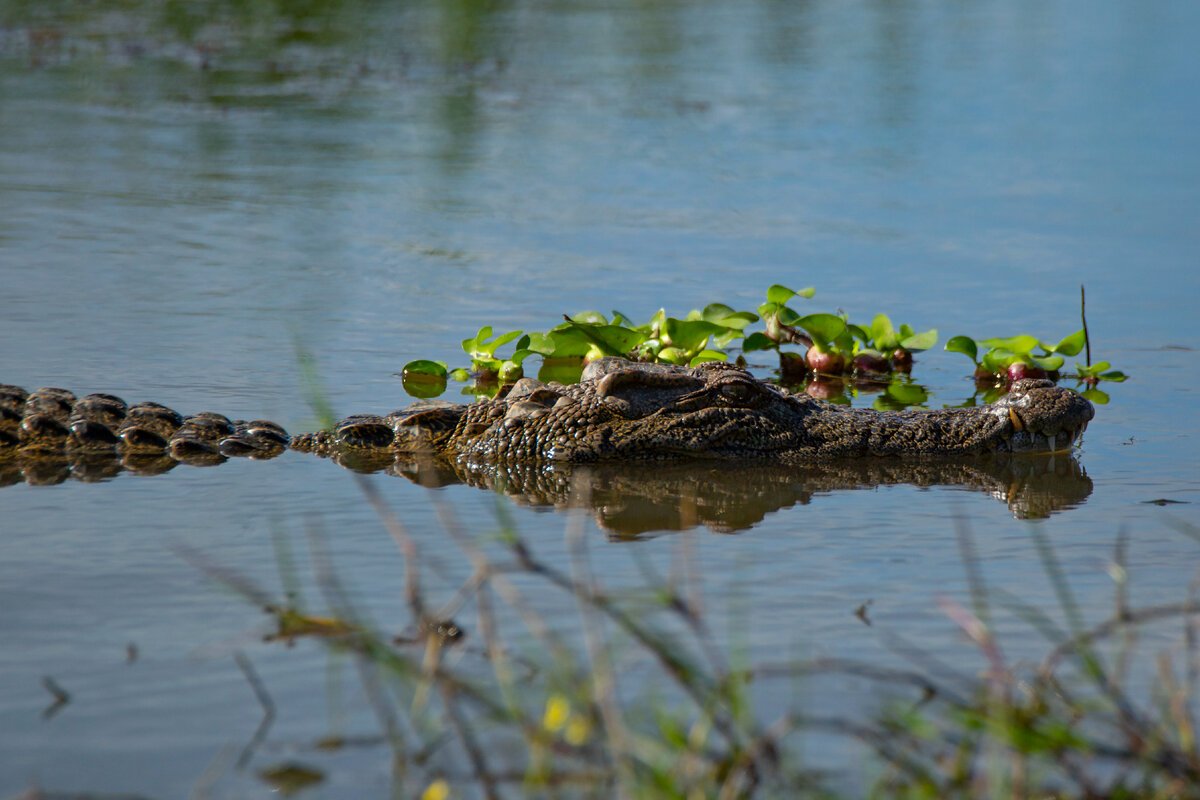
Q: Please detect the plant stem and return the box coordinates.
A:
[1081,284,1092,367]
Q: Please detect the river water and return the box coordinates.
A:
[1,1,1198,797]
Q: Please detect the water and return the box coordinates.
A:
[1,0,1198,796]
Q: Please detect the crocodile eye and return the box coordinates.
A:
[720,383,753,404]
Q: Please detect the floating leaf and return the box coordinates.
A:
[1076,361,1111,377]
[944,335,979,363]
[742,332,776,353]
[701,302,737,320]
[524,329,593,358]
[657,346,689,364]
[1049,329,1086,356]
[978,335,1040,354]
[537,360,585,385]
[980,348,1018,373]
[795,313,846,350]
[561,319,648,356]
[569,311,608,325]
[401,360,449,398]
[663,318,724,352]
[870,314,898,350]
[401,360,448,380]
[689,349,728,366]
[463,326,524,358]
[766,284,797,304]
[1082,388,1111,404]
[713,328,743,349]
[498,360,524,382]
[1029,354,1065,371]
[900,329,938,352]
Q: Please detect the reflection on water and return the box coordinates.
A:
[339,450,1092,531]
[1,441,1091,528]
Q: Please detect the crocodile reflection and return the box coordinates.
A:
[363,450,1092,535]
[0,445,1090,534]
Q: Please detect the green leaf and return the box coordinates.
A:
[1049,329,1086,356]
[448,368,471,382]
[610,309,634,327]
[713,328,743,349]
[462,326,524,358]
[470,356,503,374]
[1098,370,1127,382]
[569,311,608,325]
[635,338,663,359]
[689,349,728,366]
[703,305,759,330]
[561,320,648,356]
[1029,354,1064,371]
[766,284,797,305]
[944,335,979,363]
[701,302,737,321]
[536,361,585,385]
[663,318,724,352]
[657,346,689,364]
[486,329,525,352]
[461,325,493,356]
[899,329,938,352]
[795,313,847,350]
[1074,361,1110,378]
[1082,388,1110,404]
[684,308,704,322]
[777,306,802,327]
[757,301,781,319]
[401,359,448,380]
[979,335,1039,354]
[870,313,898,350]
[498,360,524,382]
[981,348,1018,373]
[848,323,871,345]
[524,329,593,358]
[742,332,776,353]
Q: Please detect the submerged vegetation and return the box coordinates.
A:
[401,284,1124,409]
[188,486,1199,799]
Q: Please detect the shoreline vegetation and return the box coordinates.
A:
[162,476,1198,799]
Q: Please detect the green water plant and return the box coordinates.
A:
[946,287,1126,401]
[742,284,856,378]
[848,313,938,375]
[404,284,1123,409]
[460,325,530,381]
[399,359,450,399]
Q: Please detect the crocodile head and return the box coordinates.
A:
[542,362,1094,462]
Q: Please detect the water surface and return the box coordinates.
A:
[1,0,1198,796]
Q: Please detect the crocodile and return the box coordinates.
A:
[290,357,1094,464]
[2,357,1093,472]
